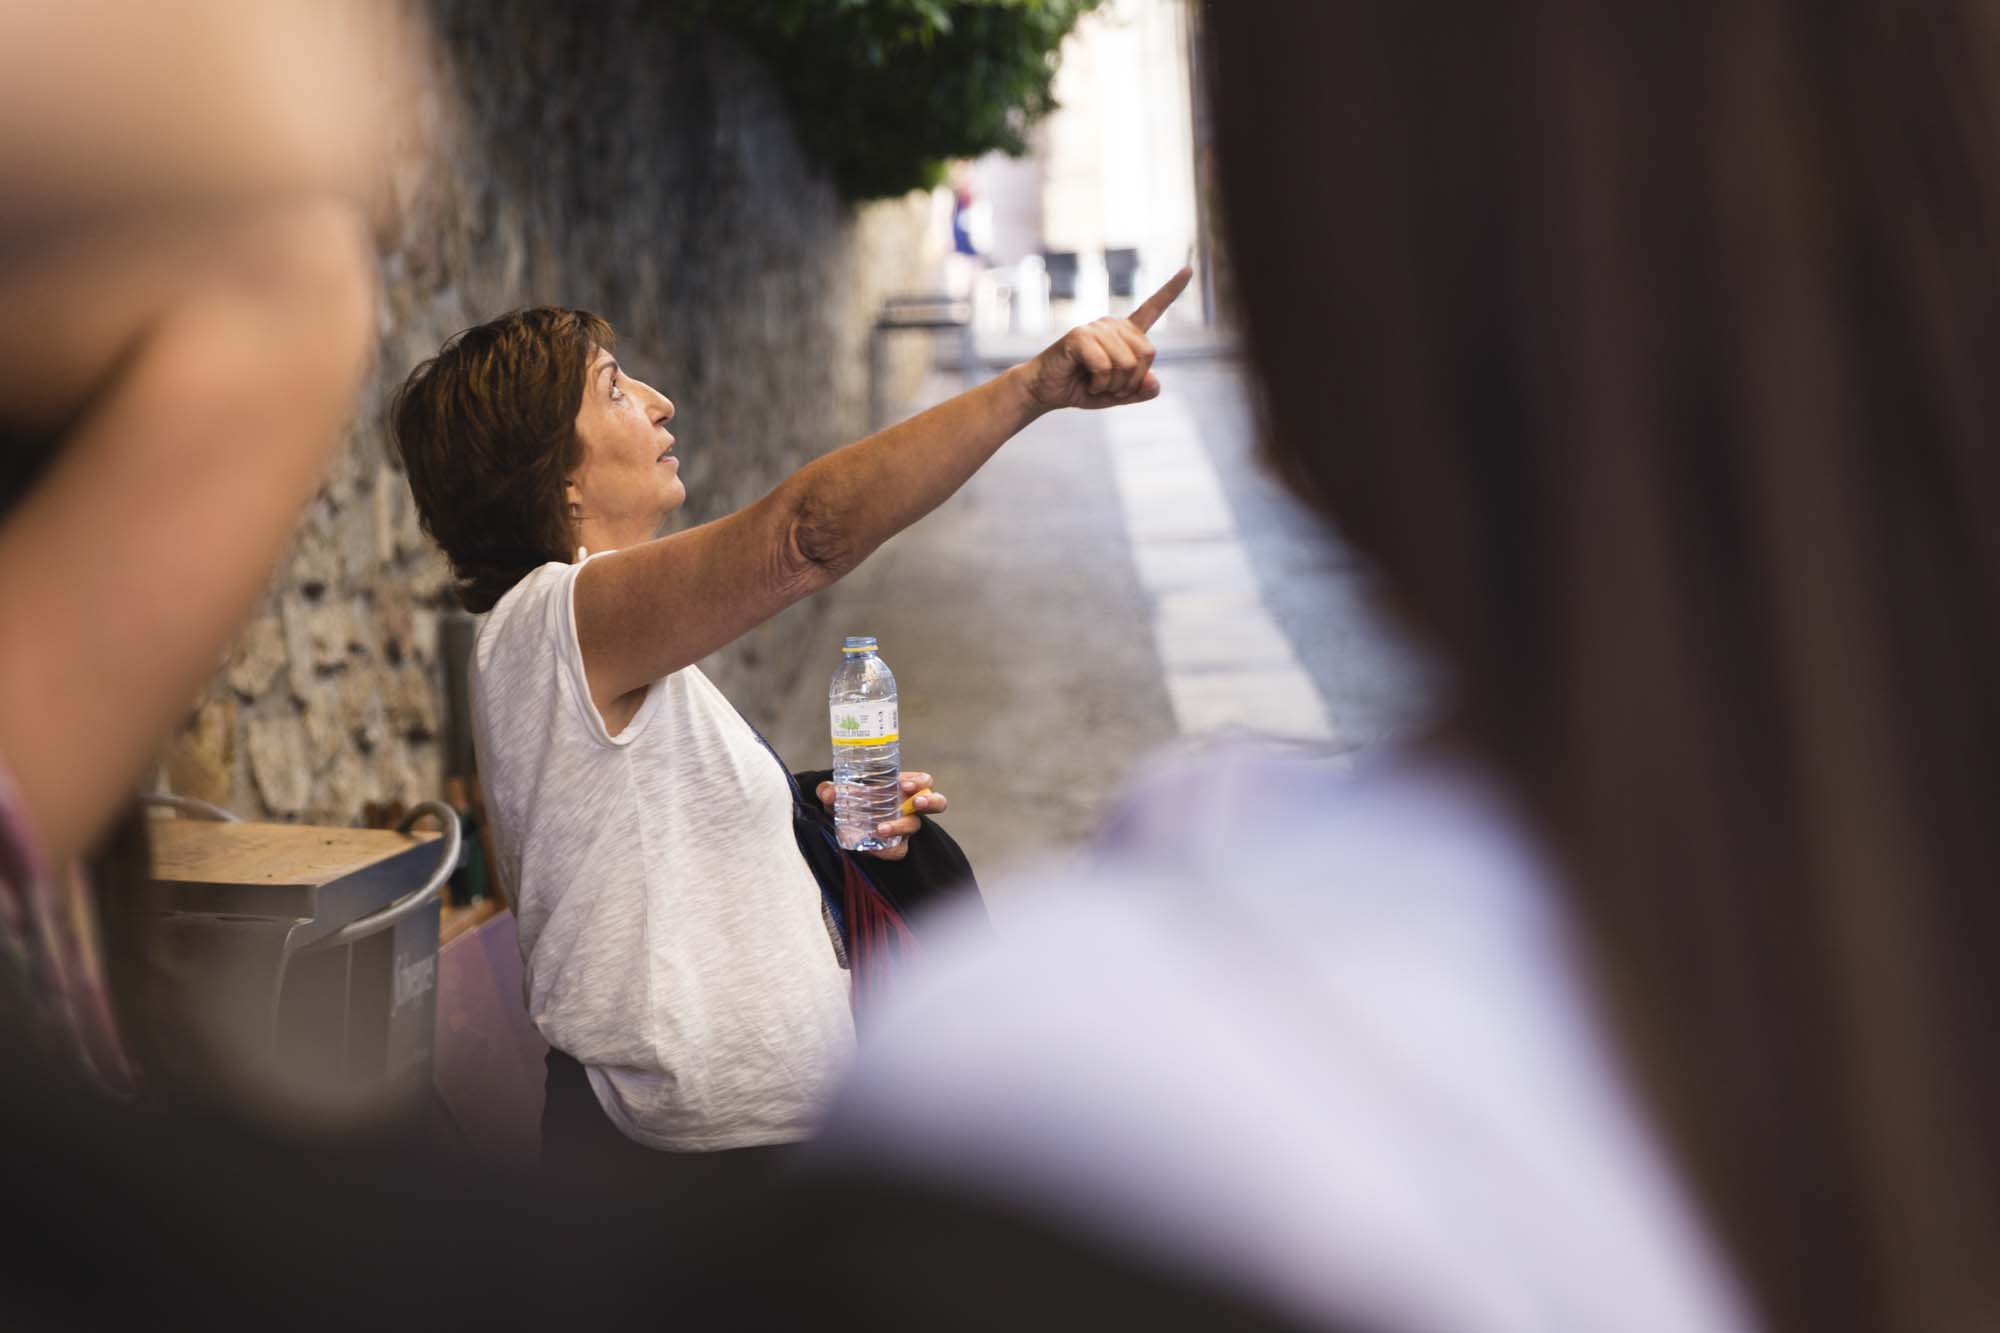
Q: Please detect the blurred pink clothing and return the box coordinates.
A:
[0,761,133,1092]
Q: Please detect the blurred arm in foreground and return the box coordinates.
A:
[0,0,417,866]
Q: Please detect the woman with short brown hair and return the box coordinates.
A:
[391,273,1190,1160]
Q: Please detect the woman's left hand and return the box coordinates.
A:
[815,770,948,862]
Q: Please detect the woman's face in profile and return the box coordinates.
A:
[570,345,684,529]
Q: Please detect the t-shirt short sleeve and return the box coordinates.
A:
[469,557,854,1149]
[483,558,656,749]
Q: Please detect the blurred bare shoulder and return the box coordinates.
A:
[0,0,421,237]
[0,0,420,425]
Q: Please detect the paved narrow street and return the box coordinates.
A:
[755,354,1435,921]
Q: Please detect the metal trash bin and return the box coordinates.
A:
[1104,247,1141,299]
[1042,250,1080,301]
[146,801,459,1124]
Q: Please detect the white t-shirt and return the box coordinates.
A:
[819,747,1755,1332]
[470,558,854,1150]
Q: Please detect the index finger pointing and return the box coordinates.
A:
[1128,264,1194,332]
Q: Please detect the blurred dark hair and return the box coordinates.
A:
[391,307,614,613]
[1211,3,2000,1330]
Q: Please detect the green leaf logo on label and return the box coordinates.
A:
[837,715,862,733]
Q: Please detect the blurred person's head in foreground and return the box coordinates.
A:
[1213,2,1999,1329]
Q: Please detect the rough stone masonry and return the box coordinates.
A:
[165,1,934,824]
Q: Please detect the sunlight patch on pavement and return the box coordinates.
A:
[1105,398,1336,743]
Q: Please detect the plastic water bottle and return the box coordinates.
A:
[830,635,902,853]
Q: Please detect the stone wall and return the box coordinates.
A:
[165,0,936,824]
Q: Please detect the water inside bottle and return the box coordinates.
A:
[831,636,902,852]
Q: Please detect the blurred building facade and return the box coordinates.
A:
[963,0,1203,328]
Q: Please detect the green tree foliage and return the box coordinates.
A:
[689,0,1104,200]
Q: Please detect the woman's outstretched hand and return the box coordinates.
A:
[1017,266,1194,412]
[815,770,948,862]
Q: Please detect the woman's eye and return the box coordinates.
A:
[609,382,624,402]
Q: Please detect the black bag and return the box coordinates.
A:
[791,770,985,924]
[789,769,987,1007]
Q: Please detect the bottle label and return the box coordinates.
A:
[831,701,899,747]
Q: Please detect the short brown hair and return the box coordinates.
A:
[390,307,614,612]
